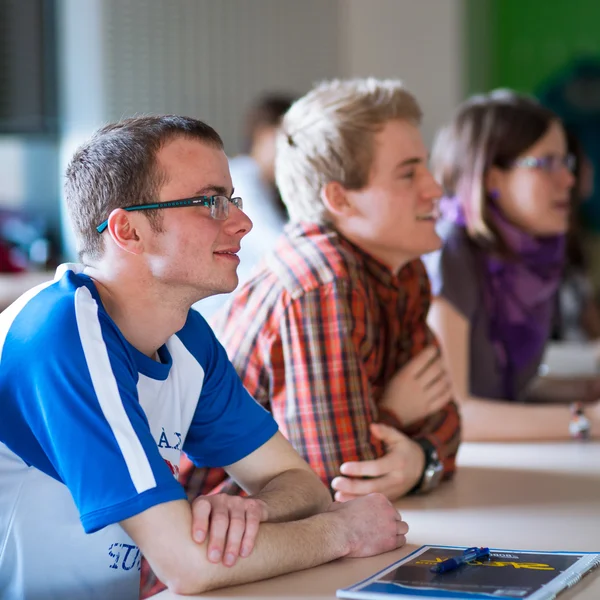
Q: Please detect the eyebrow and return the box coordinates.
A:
[394,157,424,171]
[192,185,233,197]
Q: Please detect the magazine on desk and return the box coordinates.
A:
[337,545,600,600]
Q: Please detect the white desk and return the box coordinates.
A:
[156,442,600,599]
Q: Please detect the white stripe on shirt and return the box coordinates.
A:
[74,286,156,494]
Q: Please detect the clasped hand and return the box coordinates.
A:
[190,493,269,567]
[331,423,426,502]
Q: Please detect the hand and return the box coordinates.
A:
[379,345,452,426]
[191,494,268,567]
[328,493,409,557]
[331,423,425,502]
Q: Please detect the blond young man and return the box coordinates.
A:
[183,79,461,503]
[0,116,408,599]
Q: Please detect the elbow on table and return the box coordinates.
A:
[165,570,213,596]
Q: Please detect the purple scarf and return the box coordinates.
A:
[439,196,565,399]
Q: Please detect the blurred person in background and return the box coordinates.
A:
[182,78,461,504]
[425,90,600,442]
[196,93,294,318]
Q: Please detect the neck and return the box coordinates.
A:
[83,262,190,358]
[332,221,411,275]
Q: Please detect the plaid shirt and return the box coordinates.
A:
[180,222,461,498]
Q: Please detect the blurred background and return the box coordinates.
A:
[1,0,600,273]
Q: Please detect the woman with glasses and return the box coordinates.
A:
[424,90,600,441]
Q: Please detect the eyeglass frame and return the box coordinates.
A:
[511,153,576,174]
[96,195,244,233]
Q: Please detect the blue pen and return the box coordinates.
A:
[430,547,490,574]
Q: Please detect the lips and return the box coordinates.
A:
[415,207,440,221]
[214,247,240,255]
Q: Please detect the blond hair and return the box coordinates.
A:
[276,78,422,223]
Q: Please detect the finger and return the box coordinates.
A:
[370,422,406,446]
[339,453,394,479]
[222,504,247,567]
[425,376,453,409]
[418,358,445,389]
[191,497,212,543]
[206,503,231,563]
[409,345,440,378]
[239,503,264,558]
[331,474,392,496]
[396,519,409,536]
[334,490,361,502]
[396,534,407,548]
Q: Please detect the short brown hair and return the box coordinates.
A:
[242,93,295,152]
[65,115,223,262]
[431,90,559,251]
[275,78,422,224]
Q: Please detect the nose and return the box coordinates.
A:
[422,168,444,199]
[559,165,576,190]
[227,204,253,236]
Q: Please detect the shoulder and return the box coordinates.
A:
[423,223,478,289]
[265,222,366,299]
[0,265,111,354]
[211,224,367,341]
[422,223,480,317]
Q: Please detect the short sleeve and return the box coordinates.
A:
[177,311,278,468]
[1,285,185,534]
[422,223,480,320]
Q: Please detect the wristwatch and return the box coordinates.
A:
[412,438,444,494]
[569,402,591,440]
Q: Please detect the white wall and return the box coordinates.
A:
[1,0,466,258]
[340,0,465,146]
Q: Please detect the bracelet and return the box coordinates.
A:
[569,402,591,440]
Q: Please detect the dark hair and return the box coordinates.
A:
[432,90,560,252]
[242,93,295,152]
[65,115,223,261]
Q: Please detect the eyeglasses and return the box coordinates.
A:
[96,195,243,233]
[511,154,576,174]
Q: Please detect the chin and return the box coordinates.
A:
[535,221,569,237]
[420,233,443,254]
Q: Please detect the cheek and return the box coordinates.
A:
[504,176,547,218]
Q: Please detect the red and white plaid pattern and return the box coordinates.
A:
[180,222,461,499]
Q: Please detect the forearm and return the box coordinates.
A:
[527,375,594,403]
[459,395,575,441]
[123,500,347,595]
[252,468,332,522]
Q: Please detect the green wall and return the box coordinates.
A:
[467,0,600,94]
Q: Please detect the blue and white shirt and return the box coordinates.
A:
[0,264,278,599]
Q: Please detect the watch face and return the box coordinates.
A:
[420,456,444,493]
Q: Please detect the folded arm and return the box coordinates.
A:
[226,431,332,521]
[428,296,600,441]
[124,492,407,595]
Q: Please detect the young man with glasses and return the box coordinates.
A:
[181,78,462,503]
[0,115,408,599]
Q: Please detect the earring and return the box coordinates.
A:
[489,189,500,200]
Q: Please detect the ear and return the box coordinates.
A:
[320,181,355,218]
[485,166,504,196]
[104,209,145,255]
